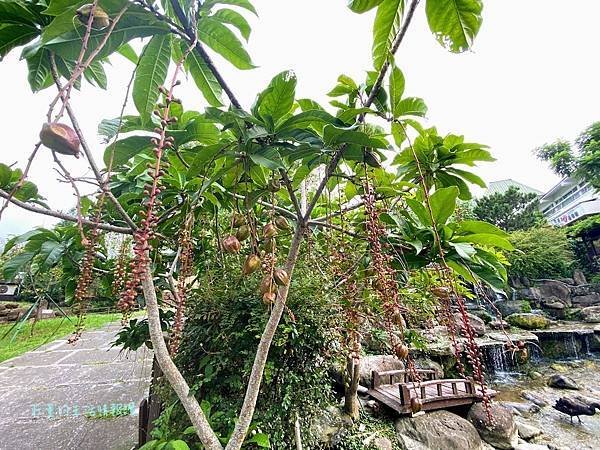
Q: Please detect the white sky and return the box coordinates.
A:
[1,0,599,239]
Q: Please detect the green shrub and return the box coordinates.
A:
[172,257,342,448]
[507,226,575,279]
[521,300,532,313]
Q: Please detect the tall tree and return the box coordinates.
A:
[474,186,544,232]
[535,121,600,187]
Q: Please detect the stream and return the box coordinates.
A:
[491,356,600,450]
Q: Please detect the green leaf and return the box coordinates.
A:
[395,97,427,117]
[406,198,431,226]
[117,43,138,63]
[3,252,34,280]
[348,0,385,13]
[84,60,107,89]
[389,64,405,118]
[98,116,144,142]
[133,34,171,125]
[323,125,388,149]
[197,17,254,70]
[165,440,190,450]
[372,0,403,70]
[0,163,11,187]
[183,40,223,107]
[447,167,486,187]
[457,220,509,237]
[203,0,258,15]
[429,186,458,225]
[14,181,38,201]
[449,241,476,259]
[0,0,43,24]
[212,8,251,41]
[454,233,514,251]
[247,433,271,448]
[169,119,220,145]
[0,23,39,60]
[249,148,283,170]
[425,0,483,53]
[104,136,152,166]
[277,110,340,132]
[256,70,296,125]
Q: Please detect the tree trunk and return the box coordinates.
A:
[141,269,223,450]
[344,354,361,420]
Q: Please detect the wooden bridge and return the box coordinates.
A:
[367,369,495,415]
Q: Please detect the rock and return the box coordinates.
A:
[515,421,542,440]
[580,306,600,323]
[547,374,580,390]
[472,309,494,324]
[557,278,575,285]
[541,298,566,310]
[520,391,548,407]
[515,444,549,450]
[536,280,572,304]
[395,410,483,450]
[495,300,529,318]
[363,435,394,450]
[549,363,568,373]
[572,394,600,409]
[499,402,540,416]
[516,287,541,301]
[310,406,352,445]
[455,312,487,337]
[573,270,587,285]
[506,313,551,330]
[528,371,543,380]
[572,293,600,307]
[359,355,404,387]
[468,403,518,449]
[489,320,510,330]
[412,357,444,379]
[4,302,19,309]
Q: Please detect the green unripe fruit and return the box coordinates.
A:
[76,4,110,29]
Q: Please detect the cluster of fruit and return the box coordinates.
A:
[222,213,291,304]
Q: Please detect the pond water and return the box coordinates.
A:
[492,357,600,450]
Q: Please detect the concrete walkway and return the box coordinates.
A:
[0,322,153,450]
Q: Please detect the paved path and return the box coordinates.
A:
[0,322,153,450]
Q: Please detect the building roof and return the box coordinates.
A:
[484,179,543,197]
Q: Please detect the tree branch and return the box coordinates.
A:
[49,57,138,231]
[279,168,303,221]
[0,188,132,234]
[169,0,242,109]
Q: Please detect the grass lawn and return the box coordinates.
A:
[0,313,122,363]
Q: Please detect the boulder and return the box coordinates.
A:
[515,421,542,440]
[572,293,600,307]
[4,302,19,309]
[506,313,551,330]
[495,301,528,318]
[412,357,444,379]
[515,288,541,301]
[547,374,580,390]
[535,281,571,305]
[556,278,575,285]
[573,270,587,285]
[541,297,566,310]
[499,402,540,416]
[455,312,487,337]
[310,406,352,446]
[580,306,600,323]
[359,355,404,387]
[468,403,518,449]
[363,435,394,450]
[520,391,548,407]
[515,444,549,450]
[489,320,509,330]
[395,410,483,450]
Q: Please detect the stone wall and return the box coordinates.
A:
[511,276,600,319]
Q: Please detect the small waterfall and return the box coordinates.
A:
[485,344,509,373]
[531,330,595,360]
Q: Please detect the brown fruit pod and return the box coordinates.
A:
[243,254,261,276]
[262,238,276,252]
[268,178,281,192]
[222,235,241,254]
[75,4,110,29]
[395,344,409,360]
[263,223,278,239]
[232,213,245,228]
[260,275,277,294]
[410,397,422,414]
[262,292,276,305]
[274,216,290,230]
[273,268,289,286]
[236,225,251,241]
[39,123,80,158]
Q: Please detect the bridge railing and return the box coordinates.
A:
[371,369,438,389]
[398,378,475,405]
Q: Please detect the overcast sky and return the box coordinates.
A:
[1,0,599,240]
